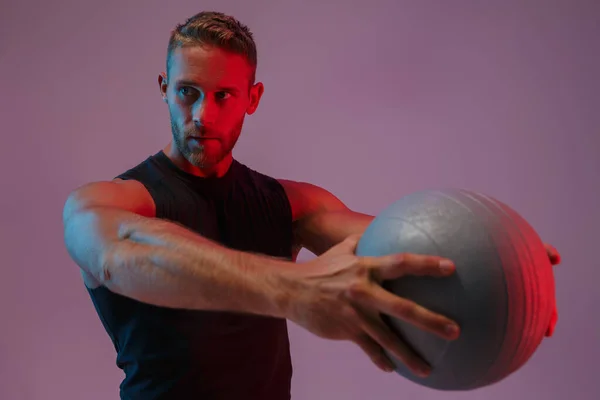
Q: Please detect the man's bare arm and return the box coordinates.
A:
[64,179,465,375]
[62,180,293,317]
[279,179,374,256]
[297,209,374,255]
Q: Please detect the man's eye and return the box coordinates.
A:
[216,92,231,101]
[179,87,195,96]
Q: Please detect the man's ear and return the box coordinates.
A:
[246,82,264,115]
[158,72,168,103]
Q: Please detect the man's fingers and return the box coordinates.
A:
[324,234,362,256]
[546,306,558,337]
[354,334,397,373]
[349,283,460,341]
[366,253,456,282]
[358,310,431,377]
[544,243,561,265]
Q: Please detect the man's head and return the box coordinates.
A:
[159,11,264,175]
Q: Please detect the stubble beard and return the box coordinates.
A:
[170,117,243,169]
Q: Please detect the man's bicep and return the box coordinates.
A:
[63,179,156,223]
[62,179,156,285]
[278,179,351,255]
[278,179,349,221]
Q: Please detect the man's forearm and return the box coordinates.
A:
[66,208,294,318]
[297,210,374,256]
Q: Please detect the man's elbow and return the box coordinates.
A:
[62,205,114,281]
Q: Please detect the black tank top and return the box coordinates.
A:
[86,151,294,400]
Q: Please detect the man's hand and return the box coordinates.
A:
[282,235,460,377]
[544,243,561,337]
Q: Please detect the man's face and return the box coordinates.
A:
[160,45,263,172]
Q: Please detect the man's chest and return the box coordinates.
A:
[160,185,293,259]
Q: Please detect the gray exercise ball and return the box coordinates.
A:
[355,188,556,391]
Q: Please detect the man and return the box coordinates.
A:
[62,11,561,400]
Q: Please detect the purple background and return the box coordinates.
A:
[1,0,599,399]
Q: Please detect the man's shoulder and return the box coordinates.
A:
[115,151,166,183]
[231,161,348,220]
[275,179,348,222]
[233,160,289,195]
[233,161,321,195]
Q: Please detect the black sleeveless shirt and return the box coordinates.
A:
[86,151,294,400]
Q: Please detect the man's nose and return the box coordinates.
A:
[193,98,217,128]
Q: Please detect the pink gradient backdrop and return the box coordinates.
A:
[1,0,598,399]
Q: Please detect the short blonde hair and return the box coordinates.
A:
[167,11,257,84]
